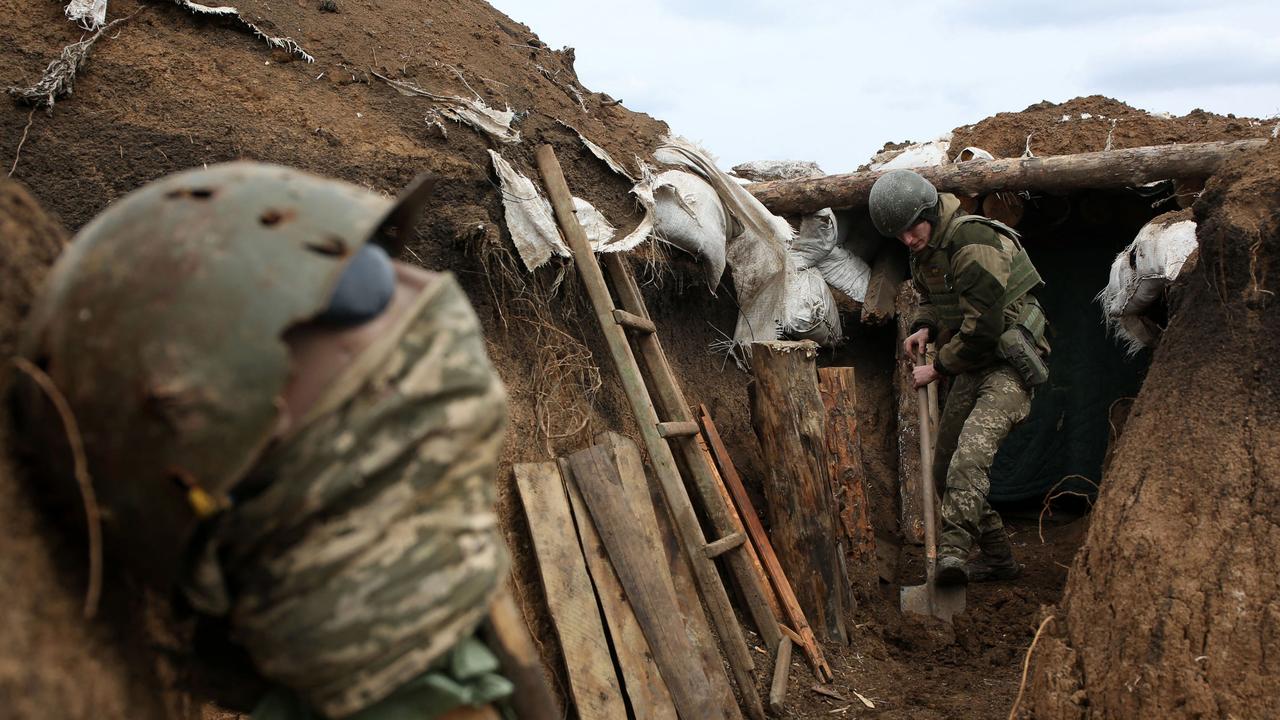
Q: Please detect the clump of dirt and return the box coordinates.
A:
[1026,135,1280,718]
[949,95,1274,159]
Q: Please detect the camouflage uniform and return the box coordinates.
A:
[910,194,1049,560]
[184,273,511,719]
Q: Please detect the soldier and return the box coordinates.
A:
[868,169,1050,586]
[14,163,527,719]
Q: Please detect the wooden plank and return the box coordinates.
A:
[483,587,562,720]
[746,138,1272,215]
[816,367,878,596]
[566,445,725,720]
[512,463,627,720]
[602,251,783,657]
[535,147,762,715]
[698,406,834,683]
[598,432,745,720]
[894,282,926,545]
[561,459,677,720]
[768,636,794,716]
[750,341,851,646]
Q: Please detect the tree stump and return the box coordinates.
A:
[817,367,878,598]
[750,340,850,645]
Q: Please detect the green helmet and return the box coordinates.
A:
[15,162,435,584]
[868,169,939,237]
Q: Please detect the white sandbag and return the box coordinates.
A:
[867,135,952,171]
[791,209,872,302]
[816,243,871,302]
[783,267,841,346]
[792,209,838,270]
[649,169,729,291]
[1097,210,1198,354]
[66,0,107,29]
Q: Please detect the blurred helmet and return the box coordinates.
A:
[14,161,433,584]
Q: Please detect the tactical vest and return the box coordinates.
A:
[911,214,1044,331]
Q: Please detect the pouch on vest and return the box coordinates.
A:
[998,301,1049,386]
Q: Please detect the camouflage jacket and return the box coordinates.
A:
[909,193,1047,376]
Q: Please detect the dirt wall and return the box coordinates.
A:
[1025,140,1280,718]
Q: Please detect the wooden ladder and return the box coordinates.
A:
[536,145,781,720]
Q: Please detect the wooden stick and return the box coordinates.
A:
[483,587,563,720]
[698,405,834,682]
[535,145,764,720]
[768,636,793,716]
[747,138,1270,215]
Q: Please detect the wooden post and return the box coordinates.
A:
[816,367,878,596]
[746,138,1271,215]
[749,340,850,645]
[768,636,793,716]
[894,283,925,545]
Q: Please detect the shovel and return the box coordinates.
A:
[900,350,966,622]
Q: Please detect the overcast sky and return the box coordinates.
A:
[489,0,1280,173]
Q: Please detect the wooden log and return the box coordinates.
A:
[893,284,925,545]
[534,146,761,710]
[599,431,743,720]
[860,242,908,326]
[816,367,878,596]
[699,405,832,682]
[768,636,793,716]
[749,340,850,645]
[559,458,678,720]
[565,446,724,720]
[600,250,783,656]
[512,463,627,720]
[746,138,1271,215]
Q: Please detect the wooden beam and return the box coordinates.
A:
[746,138,1271,215]
[565,446,724,720]
[750,340,851,645]
[893,284,925,545]
[698,405,834,683]
[483,588,563,720]
[704,532,747,558]
[513,463,628,719]
[614,309,657,334]
[816,367,878,597]
[655,420,700,438]
[768,636,793,717]
[560,458,677,720]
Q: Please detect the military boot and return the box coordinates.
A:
[935,555,969,586]
[970,528,1022,582]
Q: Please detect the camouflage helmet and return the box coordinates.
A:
[868,169,939,237]
[15,162,435,585]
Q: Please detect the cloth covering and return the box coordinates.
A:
[183,273,509,718]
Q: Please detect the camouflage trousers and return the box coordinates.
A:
[183,274,510,718]
[934,362,1030,559]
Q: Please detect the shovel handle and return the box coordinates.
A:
[914,351,939,581]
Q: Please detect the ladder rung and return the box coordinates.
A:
[613,309,656,334]
[704,532,747,558]
[656,421,700,438]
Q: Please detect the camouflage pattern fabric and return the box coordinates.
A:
[933,362,1031,559]
[183,273,509,718]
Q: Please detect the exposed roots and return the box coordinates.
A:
[8,11,140,110]
[1038,475,1099,543]
[1009,614,1056,720]
[12,357,102,620]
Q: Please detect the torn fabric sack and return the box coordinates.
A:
[1096,209,1198,354]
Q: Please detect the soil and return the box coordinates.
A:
[1,4,1271,720]
[948,95,1274,160]
[1025,129,1280,719]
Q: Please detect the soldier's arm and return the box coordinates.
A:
[935,227,1011,375]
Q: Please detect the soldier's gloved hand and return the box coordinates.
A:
[912,363,940,389]
[904,328,930,358]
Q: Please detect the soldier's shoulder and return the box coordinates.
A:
[949,216,1005,251]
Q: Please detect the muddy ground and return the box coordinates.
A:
[2,1,1276,718]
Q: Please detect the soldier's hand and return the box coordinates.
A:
[912,363,939,388]
[903,328,930,359]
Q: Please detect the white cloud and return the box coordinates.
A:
[491,0,1280,173]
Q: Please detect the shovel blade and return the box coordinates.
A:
[900,583,966,622]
